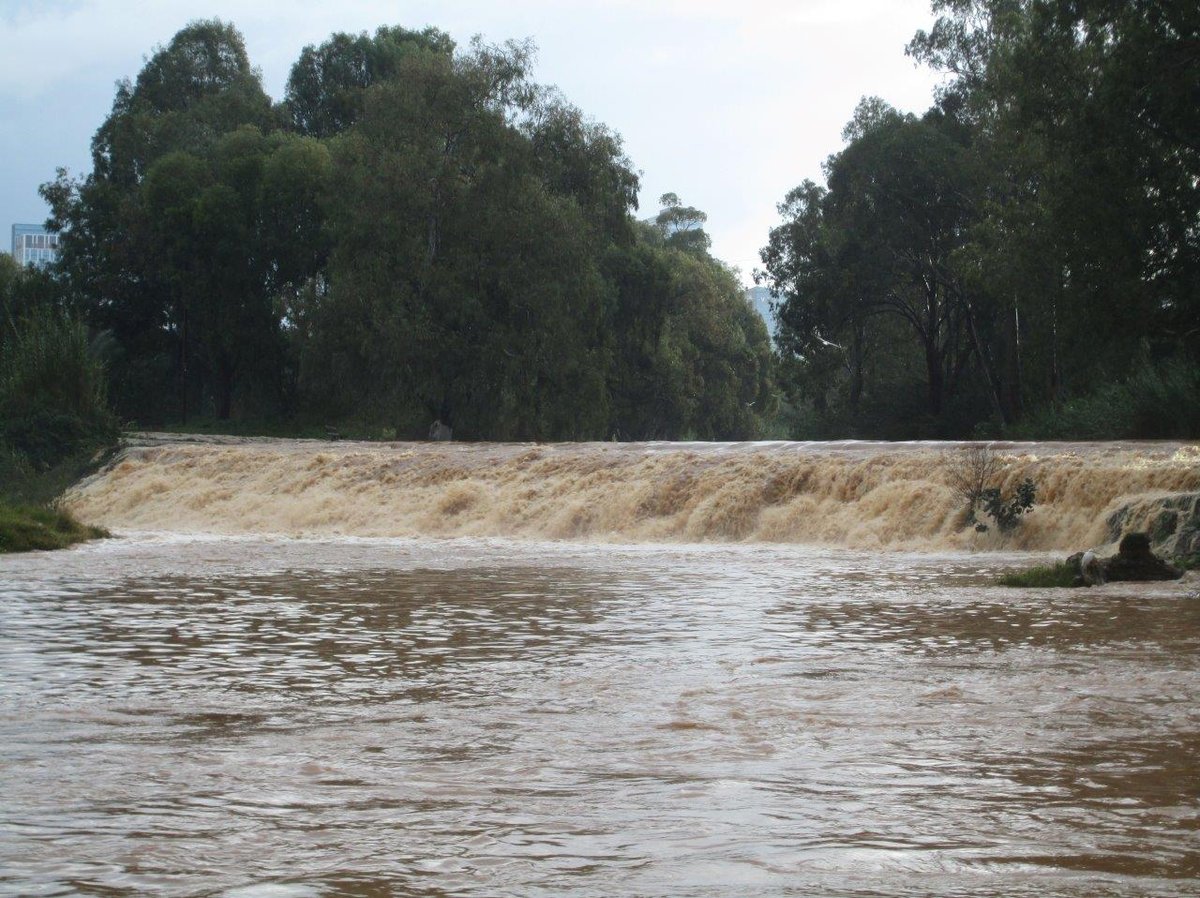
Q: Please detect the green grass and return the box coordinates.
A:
[996,561,1080,588]
[0,439,119,553]
[0,441,121,506]
[0,501,109,553]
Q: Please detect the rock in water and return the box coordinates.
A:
[1066,549,1110,587]
[1103,532,1183,582]
[1080,550,1106,586]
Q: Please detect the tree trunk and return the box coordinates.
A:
[180,306,189,424]
[963,298,1008,425]
[216,359,235,420]
[848,322,865,412]
[925,338,944,418]
[1004,303,1024,421]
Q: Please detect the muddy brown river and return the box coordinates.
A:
[2,534,1197,896]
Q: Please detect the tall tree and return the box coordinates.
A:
[284,26,455,138]
[762,100,992,431]
[44,19,277,420]
[908,0,1200,399]
[312,39,617,439]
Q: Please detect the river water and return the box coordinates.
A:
[2,534,1197,897]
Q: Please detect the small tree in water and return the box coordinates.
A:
[979,478,1037,533]
[947,445,1036,534]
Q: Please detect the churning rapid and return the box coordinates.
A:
[66,436,1200,551]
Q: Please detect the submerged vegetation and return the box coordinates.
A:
[946,445,1038,536]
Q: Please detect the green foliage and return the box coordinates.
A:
[0,501,108,553]
[761,0,1200,440]
[43,18,284,424]
[45,21,773,440]
[1017,358,1200,440]
[653,192,712,256]
[304,39,608,439]
[0,308,106,419]
[285,26,456,138]
[0,306,117,469]
[603,227,774,440]
[996,561,1079,589]
[760,100,991,434]
[979,478,1036,534]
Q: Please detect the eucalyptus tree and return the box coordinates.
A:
[141,128,330,420]
[908,0,1200,403]
[653,192,712,256]
[285,25,456,138]
[313,38,625,439]
[43,19,279,419]
[607,202,774,440]
[762,99,1000,432]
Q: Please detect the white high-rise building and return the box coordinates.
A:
[11,223,60,268]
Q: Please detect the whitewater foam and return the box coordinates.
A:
[63,437,1200,551]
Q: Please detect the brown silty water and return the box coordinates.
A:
[63,437,1200,549]
[2,438,1198,897]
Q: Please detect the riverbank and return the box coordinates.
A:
[1,442,118,552]
[0,501,108,552]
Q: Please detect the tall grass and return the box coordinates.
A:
[0,308,117,469]
[0,307,110,419]
[996,561,1079,588]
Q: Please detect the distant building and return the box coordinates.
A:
[745,286,778,342]
[11,223,60,269]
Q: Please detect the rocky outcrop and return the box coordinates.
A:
[1103,532,1184,582]
[1078,550,1106,586]
[1067,532,1184,585]
[1106,492,1200,559]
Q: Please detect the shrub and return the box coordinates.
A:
[946,445,1037,534]
[947,444,1002,508]
[1018,357,1200,440]
[0,308,116,469]
[981,478,1037,533]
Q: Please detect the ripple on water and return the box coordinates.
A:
[1,536,1198,897]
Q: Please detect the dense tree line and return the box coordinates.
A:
[760,0,1200,439]
[37,20,773,441]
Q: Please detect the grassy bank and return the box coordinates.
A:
[0,501,109,553]
[0,442,119,553]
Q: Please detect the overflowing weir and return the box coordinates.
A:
[64,436,1200,551]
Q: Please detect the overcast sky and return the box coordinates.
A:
[0,0,944,283]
